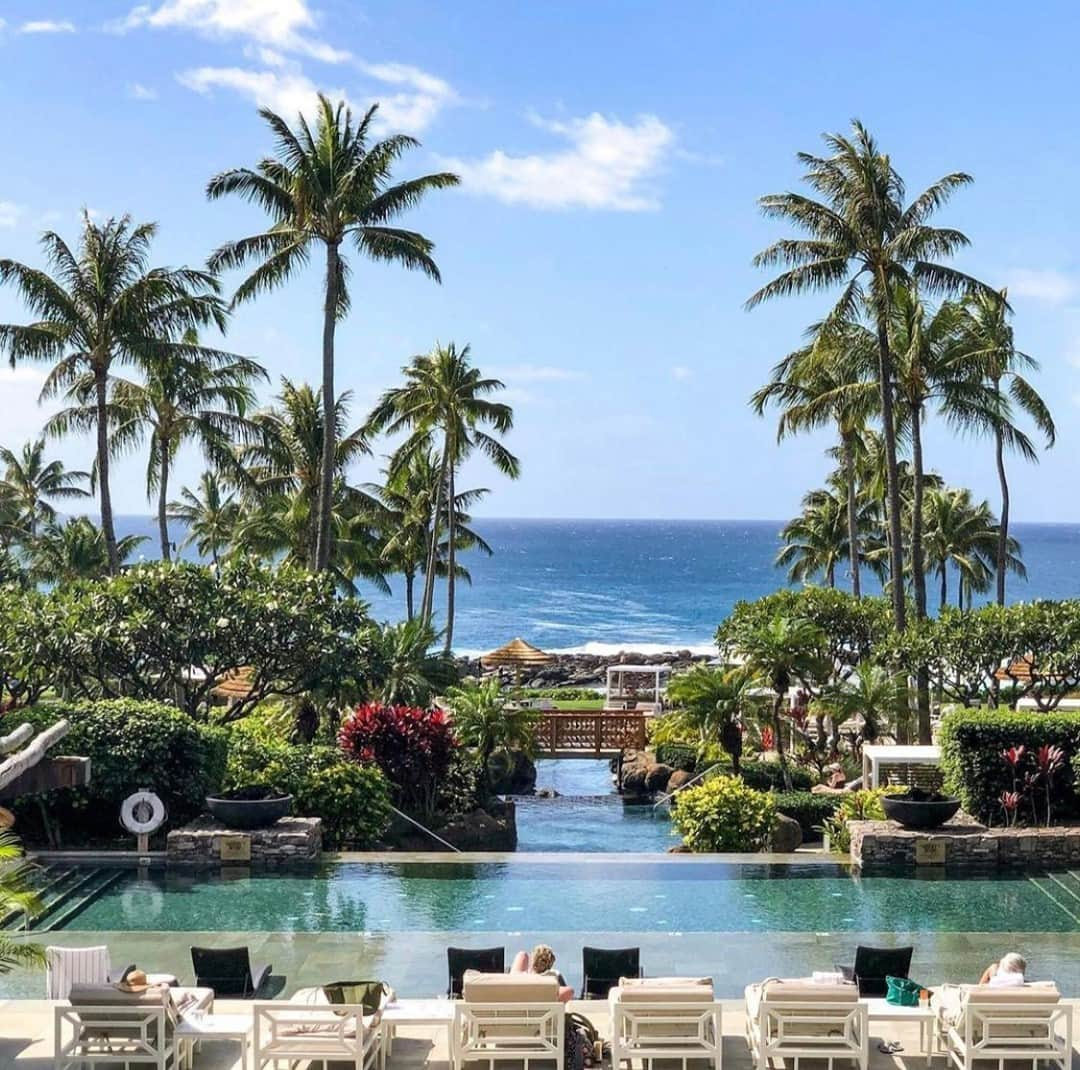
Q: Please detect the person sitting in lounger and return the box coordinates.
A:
[511,943,574,1002]
[979,952,1026,986]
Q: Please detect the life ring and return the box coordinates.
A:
[120,791,167,836]
[121,882,163,920]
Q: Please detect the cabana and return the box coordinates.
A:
[605,664,670,713]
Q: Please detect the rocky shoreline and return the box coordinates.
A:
[455,648,712,688]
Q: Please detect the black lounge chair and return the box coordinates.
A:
[191,945,272,998]
[447,946,505,998]
[838,945,914,997]
[581,946,642,999]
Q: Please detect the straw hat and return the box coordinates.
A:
[116,969,151,993]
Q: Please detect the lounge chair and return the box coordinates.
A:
[253,987,388,1070]
[608,977,721,1070]
[447,946,505,999]
[581,946,642,999]
[745,978,868,1070]
[453,970,565,1070]
[935,982,1070,1070]
[837,945,914,997]
[45,945,176,1000]
[54,981,212,1070]
[190,945,271,997]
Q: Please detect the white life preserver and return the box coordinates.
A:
[120,790,167,835]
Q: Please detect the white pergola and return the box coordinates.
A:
[605,664,671,711]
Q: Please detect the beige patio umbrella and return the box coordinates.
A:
[480,638,556,683]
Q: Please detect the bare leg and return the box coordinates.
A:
[558,985,574,1003]
[511,951,529,974]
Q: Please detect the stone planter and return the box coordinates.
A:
[206,789,293,829]
[881,792,961,830]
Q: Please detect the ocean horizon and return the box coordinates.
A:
[94,515,1080,656]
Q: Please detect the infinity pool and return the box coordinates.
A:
[63,860,1080,933]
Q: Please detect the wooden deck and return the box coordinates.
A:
[535,710,647,757]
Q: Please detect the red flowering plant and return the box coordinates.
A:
[339,703,457,819]
[999,790,1021,828]
[998,742,1068,827]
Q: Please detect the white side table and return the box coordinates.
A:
[380,1000,455,1070]
[862,997,936,1064]
[176,1012,253,1070]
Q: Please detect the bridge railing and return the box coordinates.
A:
[536,711,648,755]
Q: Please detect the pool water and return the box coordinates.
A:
[63,861,1080,934]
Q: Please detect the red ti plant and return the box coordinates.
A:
[760,725,775,752]
[1001,745,1026,796]
[1000,790,1021,828]
[1035,744,1065,827]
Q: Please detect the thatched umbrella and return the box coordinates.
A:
[481,638,556,683]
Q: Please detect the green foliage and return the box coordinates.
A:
[0,585,54,707]
[670,775,777,852]
[822,788,905,853]
[939,707,1080,823]
[740,760,814,792]
[364,619,458,706]
[654,741,699,772]
[224,721,391,848]
[771,791,840,839]
[447,678,538,793]
[12,700,227,843]
[516,687,600,701]
[665,664,751,770]
[0,831,45,974]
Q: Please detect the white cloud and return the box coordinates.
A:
[177,65,340,118]
[114,0,348,63]
[1006,269,1076,304]
[671,365,692,381]
[128,82,159,100]
[0,201,24,228]
[496,364,585,383]
[19,19,76,33]
[442,112,674,211]
[358,61,459,135]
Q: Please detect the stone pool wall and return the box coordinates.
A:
[850,815,1080,868]
[166,815,321,867]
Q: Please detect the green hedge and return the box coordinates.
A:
[12,700,227,844]
[741,761,814,792]
[771,791,840,839]
[939,707,1080,823]
[654,742,699,772]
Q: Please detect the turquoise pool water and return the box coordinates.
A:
[61,861,1080,934]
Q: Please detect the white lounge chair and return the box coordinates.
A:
[46,945,177,1000]
[253,987,386,1070]
[54,982,212,1070]
[609,976,722,1070]
[935,982,1070,1070]
[745,978,868,1070]
[453,970,565,1070]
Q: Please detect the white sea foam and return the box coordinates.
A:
[454,639,718,658]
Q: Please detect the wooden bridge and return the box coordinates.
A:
[535,711,648,758]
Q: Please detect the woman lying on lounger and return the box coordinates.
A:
[511,944,574,1002]
[979,952,1027,986]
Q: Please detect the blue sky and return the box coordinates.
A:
[1,0,1079,521]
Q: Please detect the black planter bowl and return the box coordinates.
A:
[881,792,961,830]
[206,787,293,829]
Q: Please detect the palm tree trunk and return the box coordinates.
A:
[843,434,861,598]
[874,313,907,631]
[94,362,119,574]
[910,408,927,620]
[994,417,1009,606]
[157,442,171,562]
[940,566,947,612]
[420,443,450,625]
[444,464,457,655]
[405,570,415,621]
[314,240,340,573]
[771,691,792,791]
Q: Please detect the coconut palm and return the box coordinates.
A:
[777,486,849,588]
[748,121,992,631]
[0,214,227,572]
[814,664,907,751]
[167,471,241,568]
[954,289,1054,604]
[367,342,519,651]
[0,439,89,538]
[206,95,459,573]
[666,664,753,772]
[0,831,44,975]
[29,516,146,583]
[365,618,458,706]
[753,322,877,596]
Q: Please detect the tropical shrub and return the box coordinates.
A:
[665,664,751,771]
[0,585,53,709]
[771,791,840,839]
[822,788,905,853]
[0,831,44,974]
[654,741,699,772]
[939,707,1080,824]
[670,775,776,852]
[12,700,227,844]
[362,619,458,706]
[517,687,600,701]
[339,702,456,818]
[447,678,538,794]
[224,723,391,847]
[740,760,814,792]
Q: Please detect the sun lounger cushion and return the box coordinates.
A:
[615,980,714,1004]
[462,970,560,1003]
[937,982,1060,1033]
[745,979,857,1021]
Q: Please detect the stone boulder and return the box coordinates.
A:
[770,813,803,853]
[488,748,537,795]
[439,803,517,852]
[644,763,675,793]
[665,769,694,794]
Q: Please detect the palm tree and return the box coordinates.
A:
[0,214,228,572]
[753,323,876,596]
[167,471,241,568]
[666,664,753,772]
[0,831,44,975]
[29,516,146,583]
[0,439,89,537]
[52,337,265,560]
[748,120,991,632]
[955,289,1054,604]
[366,618,458,706]
[367,451,492,620]
[206,95,459,573]
[814,664,907,752]
[777,485,849,588]
[367,342,519,651]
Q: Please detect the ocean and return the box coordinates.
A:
[116,516,1080,656]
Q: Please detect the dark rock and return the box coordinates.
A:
[534,787,560,799]
[488,748,537,795]
[644,763,675,793]
[665,769,694,794]
[622,767,648,796]
[770,813,804,853]
[667,843,692,853]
